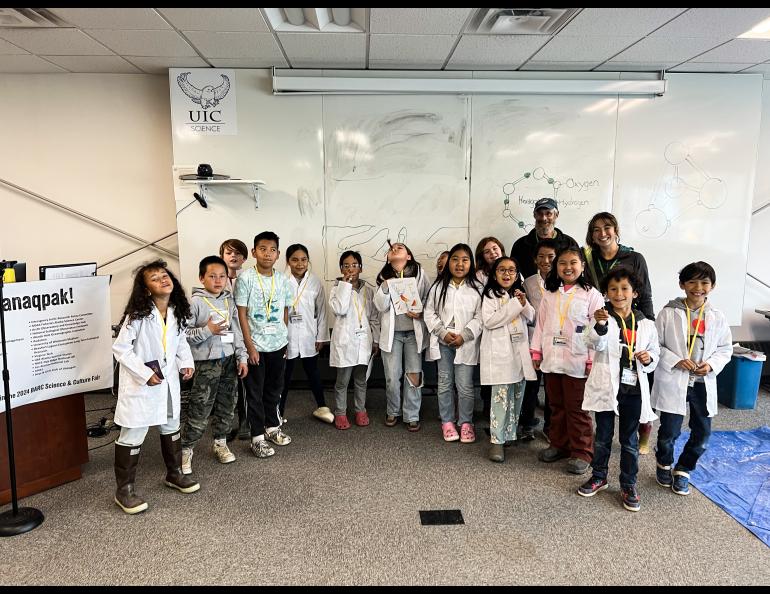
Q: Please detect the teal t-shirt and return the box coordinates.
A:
[234,267,293,353]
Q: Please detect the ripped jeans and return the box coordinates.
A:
[381,330,423,423]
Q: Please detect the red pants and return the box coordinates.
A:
[545,373,593,462]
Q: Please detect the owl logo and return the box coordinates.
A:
[177,72,230,109]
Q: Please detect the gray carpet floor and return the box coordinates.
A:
[1,384,769,585]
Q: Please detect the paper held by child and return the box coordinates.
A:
[388,277,423,315]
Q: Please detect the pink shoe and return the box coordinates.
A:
[354,410,370,427]
[442,422,460,442]
[460,423,476,444]
[334,414,351,430]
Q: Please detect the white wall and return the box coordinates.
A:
[0,74,177,324]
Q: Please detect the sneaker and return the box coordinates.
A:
[672,470,691,495]
[265,427,292,446]
[384,415,399,427]
[212,439,236,464]
[488,443,504,463]
[250,438,275,458]
[538,446,569,463]
[334,414,351,430]
[566,457,590,475]
[460,423,476,443]
[621,485,641,511]
[577,476,609,497]
[354,411,370,427]
[312,406,335,424]
[181,447,193,475]
[407,421,421,432]
[441,422,459,442]
[518,426,535,442]
[655,463,673,488]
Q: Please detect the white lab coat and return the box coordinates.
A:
[113,305,195,428]
[479,293,537,385]
[329,280,380,367]
[583,316,660,423]
[424,280,483,364]
[286,272,330,359]
[651,302,732,417]
[373,268,432,353]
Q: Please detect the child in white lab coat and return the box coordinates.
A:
[280,244,332,424]
[112,260,199,515]
[329,250,380,429]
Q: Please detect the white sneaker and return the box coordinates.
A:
[265,427,292,446]
[312,406,334,424]
[212,439,236,464]
[250,438,275,458]
[181,447,193,475]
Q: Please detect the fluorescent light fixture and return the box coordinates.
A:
[283,7,305,26]
[272,70,666,96]
[739,16,770,39]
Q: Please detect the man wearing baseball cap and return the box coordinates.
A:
[510,198,578,279]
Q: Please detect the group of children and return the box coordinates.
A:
[111,225,732,515]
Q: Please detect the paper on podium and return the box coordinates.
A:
[388,277,422,315]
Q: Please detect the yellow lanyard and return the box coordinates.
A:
[203,297,229,325]
[556,287,577,334]
[399,270,404,279]
[291,274,309,312]
[686,303,705,359]
[255,268,276,320]
[352,285,366,328]
[619,311,636,365]
[159,310,168,356]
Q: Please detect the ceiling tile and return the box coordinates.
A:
[157,8,269,32]
[370,8,473,35]
[531,36,639,63]
[369,34,456,65]
[0,29,111,55]
[123,55,209,74]
[447,35,549,70]
[47,8,170,30]
[691,39,770,64]
[558,8,688,37]
[595,61,679,72]
[42,54,142,73]
[669,62,756,73]
[650,8,770,41]
[520,61,603,71]
[369,60,446,69]
[277,32,365,68]
[86,29,197,57]
[0,38,28,55]
[0,54,67,73]
[210,57,289,68]
[739,62,770,75]
[609,36,725,63]
[185,31,284,61]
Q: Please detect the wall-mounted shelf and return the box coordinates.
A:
[181,179,266,209]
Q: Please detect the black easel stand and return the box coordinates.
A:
[0,272,44,536]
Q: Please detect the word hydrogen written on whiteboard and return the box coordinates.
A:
[517,196,591,209]
[2,288,75,312]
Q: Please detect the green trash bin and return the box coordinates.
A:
[717,354,765,410]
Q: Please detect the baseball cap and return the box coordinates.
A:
[533,197,558,213]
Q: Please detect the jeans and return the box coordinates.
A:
[437,343,476,425]
[489,381,526,444]
[281,354,326,414]
[656,382,711,472]
[243,347,287,437]
[381,330,423,423]
[592,386,642,486]
[334,365,368,415]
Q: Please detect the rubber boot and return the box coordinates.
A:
[159,432,200,494]
[114,444,148,514]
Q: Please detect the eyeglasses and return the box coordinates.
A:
[497,268,518,275]
[342,263,361,270]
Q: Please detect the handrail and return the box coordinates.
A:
[0,177,178,259]
[97,232,179,269]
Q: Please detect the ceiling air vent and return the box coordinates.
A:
[468,8,579,35]
[0,8,70,28]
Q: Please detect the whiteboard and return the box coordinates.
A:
[469,95,616,253]
[613,74,762,325]
[322,95,469,284]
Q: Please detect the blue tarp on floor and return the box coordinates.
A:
[674,426,770,547]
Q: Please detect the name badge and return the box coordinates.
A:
[289,314,303,324]
[263,324,278,336]
[355,327,368,339]
[510,330,525,344]
[688,374,696,388]
[553,335,568,347]
[220,331,234,344]
[621,368,638,386]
